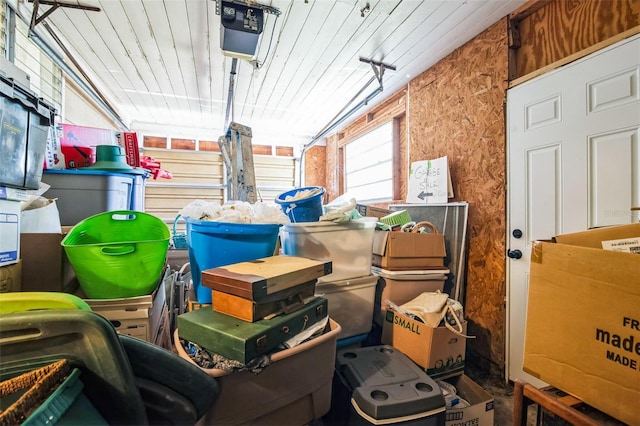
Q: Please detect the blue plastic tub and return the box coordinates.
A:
[185,219,281,303]
[275,186,325,223]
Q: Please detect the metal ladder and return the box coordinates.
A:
[218,122,257,203]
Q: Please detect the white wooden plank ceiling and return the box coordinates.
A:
[10,0,529,148]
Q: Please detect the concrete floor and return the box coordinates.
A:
[463,361,519,426]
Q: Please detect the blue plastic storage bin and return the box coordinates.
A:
[275,186,325,223]
[185,218,281,303]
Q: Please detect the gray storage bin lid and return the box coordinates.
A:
[336,345,446,421]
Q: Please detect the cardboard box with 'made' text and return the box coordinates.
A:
[524,223,640,426]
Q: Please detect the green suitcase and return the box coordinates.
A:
[177,296,328,364]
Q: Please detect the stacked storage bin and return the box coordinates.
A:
[174,255,340,424]
[367,211,493,425]
[371,213,450,337]
[279,217,379,344]
[0,73,55,274]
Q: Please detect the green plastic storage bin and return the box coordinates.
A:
[62,210,170,298]
[0,292,91,314]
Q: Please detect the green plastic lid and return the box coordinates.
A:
[0,292,92,314]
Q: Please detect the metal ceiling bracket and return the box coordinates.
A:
[27,0,100,31]
[359,57,396,86]
[214,0,281,16]
[297,57,396,186]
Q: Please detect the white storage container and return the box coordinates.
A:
[372,266,448,326]
[315,274,378,340]
[279,218,376,283]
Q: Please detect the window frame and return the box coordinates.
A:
[341,120,394,203]
[337,107,405,202]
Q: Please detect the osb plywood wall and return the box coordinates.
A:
[324,135,339,202]
[408,19,509,370]
[304,145,326,191]
[512,0,640,79]
[306,0,639,375]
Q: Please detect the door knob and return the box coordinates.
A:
[512,229,523,239]
[507,249,522,259]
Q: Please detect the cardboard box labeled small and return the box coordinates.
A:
[524,223,640,426]
[372,230,446,270]
[0,260,21,292]
[444,374,494,426]
[382,308,467,378]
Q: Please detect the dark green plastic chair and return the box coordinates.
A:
[0,306,218,425]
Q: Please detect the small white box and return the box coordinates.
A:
[315,274,378,340]
[279,218,377,283]
[82,270,167,343]
[0,199,21,267]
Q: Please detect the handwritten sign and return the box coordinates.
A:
[407,156,453,204]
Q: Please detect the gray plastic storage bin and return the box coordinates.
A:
[41,169,146,225]
[327,345,446,426]
[0,74,56,190]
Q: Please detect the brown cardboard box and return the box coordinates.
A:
[81,272,167,344]
[20,233,77,293]
[523,223,640,426]
[355,204,391,220]
[0,260,21,292]
[372,230,446,270]
[444,374,494,426]
[381,308,467,379]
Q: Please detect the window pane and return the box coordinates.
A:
[14,18,62,109]
[345,121,392,202]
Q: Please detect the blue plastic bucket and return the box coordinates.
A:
[185,218,281,303]
[275,186,325,223]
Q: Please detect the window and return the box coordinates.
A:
[13,17,62,109]
[344,121,393,202]
[1,6,63,111]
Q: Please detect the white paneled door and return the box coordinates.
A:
[506,34,640,385]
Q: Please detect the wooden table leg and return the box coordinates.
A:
[512,380,601,426]
[512,379,530,426]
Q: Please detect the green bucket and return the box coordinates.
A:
[62,210,170,299]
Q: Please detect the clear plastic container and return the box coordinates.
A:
[279,218,377,283]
